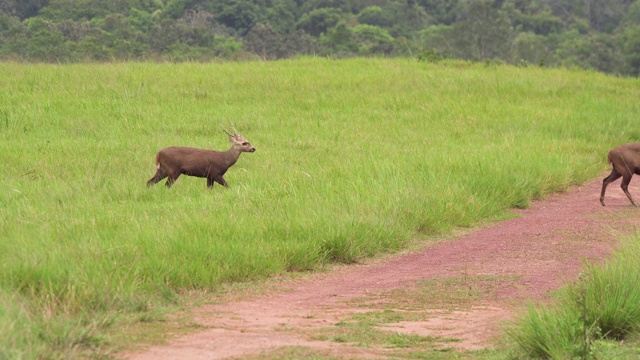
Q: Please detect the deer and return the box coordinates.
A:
[147,127,256,189]
[600,143,640,207]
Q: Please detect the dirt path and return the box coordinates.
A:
[123,178,639,359]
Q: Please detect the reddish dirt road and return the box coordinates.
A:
[123,178,640,359]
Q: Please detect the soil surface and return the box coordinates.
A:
[122,178,640,359]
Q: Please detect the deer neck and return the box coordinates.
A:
[223,145,243,167]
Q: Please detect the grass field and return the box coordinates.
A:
[1,58,639,358]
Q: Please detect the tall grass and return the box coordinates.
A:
[507,234,640,358]
[1,58,639,357]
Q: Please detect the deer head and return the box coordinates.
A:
[222,126,256,153]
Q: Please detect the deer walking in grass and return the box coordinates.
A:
[600,143,640,207]
[147,127,256,189]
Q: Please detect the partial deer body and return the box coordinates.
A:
[147,127,255,188]
[600,143,640,206]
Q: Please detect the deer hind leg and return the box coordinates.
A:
[207,177,215,188]
[600,168,621,206]
[147,168,167,187]
[620,173,637,207]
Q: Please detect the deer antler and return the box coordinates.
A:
[231,127,240,136]
[221,125,235,137]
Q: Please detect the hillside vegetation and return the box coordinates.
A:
[1,58,639,358]
[1,0,640,76]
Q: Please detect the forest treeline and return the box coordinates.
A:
[1,0,639,76]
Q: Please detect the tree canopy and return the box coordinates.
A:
[0,0,639,75]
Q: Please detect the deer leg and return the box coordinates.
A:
[213,175,228,187]
[600,169,621,206]
[165,172,180,188]
[620,173,637,207]
[147,169,167,187]
[207,177,215,188]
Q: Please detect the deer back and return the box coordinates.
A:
[158,147,232,177]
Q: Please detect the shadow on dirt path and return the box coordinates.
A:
[122,178,640,359]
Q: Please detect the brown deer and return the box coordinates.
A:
[147,127,256,188]
[600,143,640,206]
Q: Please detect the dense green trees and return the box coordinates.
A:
[0,0,639,75]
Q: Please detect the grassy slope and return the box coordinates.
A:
[1,58,639,357]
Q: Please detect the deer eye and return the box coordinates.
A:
[242,142,249,146]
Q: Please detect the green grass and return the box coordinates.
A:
[507,233,640,359]
[265,275,513,359]
[1,58,639,357]
[310,309,449,353]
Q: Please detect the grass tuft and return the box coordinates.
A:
[507,234,640,358]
